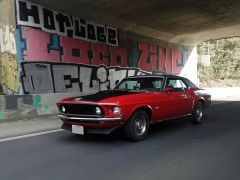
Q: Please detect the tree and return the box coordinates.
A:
[198,37,240,82]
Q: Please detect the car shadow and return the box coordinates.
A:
[148,100,240,142]
[59,128,128,144]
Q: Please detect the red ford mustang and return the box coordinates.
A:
[57,75,211,141]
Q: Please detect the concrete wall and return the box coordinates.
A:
[0,0,198,121]
[0,0,18,95]
[0,92,87,120]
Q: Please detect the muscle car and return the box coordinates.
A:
[57,75,211,141]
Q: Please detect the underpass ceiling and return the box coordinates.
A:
[29,0,240,46]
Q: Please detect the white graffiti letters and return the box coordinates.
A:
[21,62,140,94]
[0,24,17,54]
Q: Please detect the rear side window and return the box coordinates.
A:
[183,78,198,88]
[153,80,162,89]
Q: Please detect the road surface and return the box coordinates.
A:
[0,100,239,180]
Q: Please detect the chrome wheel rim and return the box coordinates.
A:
[196,106,203,121]
[134,115,147,136]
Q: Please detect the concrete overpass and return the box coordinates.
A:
[29,0,240,46]
[1,0,240,120]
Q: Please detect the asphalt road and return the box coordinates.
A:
[0,101,240,180]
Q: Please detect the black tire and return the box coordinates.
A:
[191,102,204,124]
[124,110,149,141]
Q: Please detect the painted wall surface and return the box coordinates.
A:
[0,0,198,120]
[14,0,193,95]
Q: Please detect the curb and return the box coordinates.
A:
[0,113,58,124]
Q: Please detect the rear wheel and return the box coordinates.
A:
[124,110,149,141]
[191,102,204,124]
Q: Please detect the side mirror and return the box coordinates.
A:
[165,87,173,92]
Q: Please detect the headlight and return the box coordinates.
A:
[62,106,66,113]
[113,106,121,115]
[96,107,102,115]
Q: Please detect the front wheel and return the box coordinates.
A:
[124,110,149,141]
[191,102,204,124]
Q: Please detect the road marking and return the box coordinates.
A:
[0,129,64,143]
[211,101,232,105]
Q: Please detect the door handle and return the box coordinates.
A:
[180,94,187,97]
[180,94,191,98]
[185,94,192,98]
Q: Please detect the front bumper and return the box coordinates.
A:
[58,113,125,134]
[58,114,123,122]
[61,122,121,135]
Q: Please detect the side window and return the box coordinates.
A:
[152,80,162,91]
[139,78,163,91]
[166,79,188,92]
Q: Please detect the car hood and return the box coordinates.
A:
[76,90,146,102]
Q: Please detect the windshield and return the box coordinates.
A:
[114,77,164,92]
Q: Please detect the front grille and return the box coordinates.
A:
[58,104,103,117]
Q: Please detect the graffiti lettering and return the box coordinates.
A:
[16,0,119,46]
[91,44,109,66]
[61,36,90,64]
[21,26,60,62]
[17,27,190,73]
[18,26,129,66]
[0,24,17,54]
[21,62,140,94]
[138,43,189,73]
[138,43,158,72]
[172,49,184,74]
[0,52,20,93]
[15,24,192,96]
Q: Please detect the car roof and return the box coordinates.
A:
[125,74,184,79]
[120,74,198,88]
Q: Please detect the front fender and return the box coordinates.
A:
[121,104,152,122]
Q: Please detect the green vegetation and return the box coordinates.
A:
[198,37,240,87]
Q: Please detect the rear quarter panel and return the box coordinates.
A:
[191,89,211,109]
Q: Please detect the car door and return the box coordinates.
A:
[141,78,173,122]
[150,78,179,121]
[163,78,193,118]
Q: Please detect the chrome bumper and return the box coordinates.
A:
[58,114,122,122]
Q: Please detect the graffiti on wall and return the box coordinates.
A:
[16,27,190,94]
[17,26,190,72]
[14,0,191,95]
[0,24,19,94]
[0,94,50,120]
[17,26,128,67]
[0,52,20,92]
[21,62,147,94]
[138,42,189,74]
[0,24,17,54]
[16,0,119,46]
